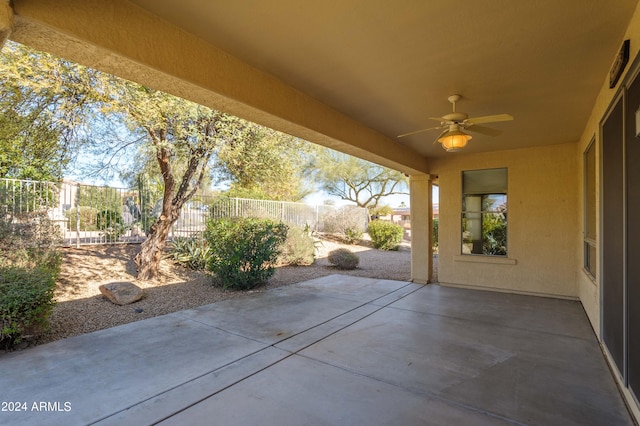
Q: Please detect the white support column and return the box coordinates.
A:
[0,0,13,48]
[410,174,433,284]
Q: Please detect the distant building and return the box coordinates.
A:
[391,207,411,229]
[380,203,439,229]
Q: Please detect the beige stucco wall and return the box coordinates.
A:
[575,10,640,421]
[576,2,640,342]
[574,5,640,419]
[431,143,580,298]
[409,174,433,284]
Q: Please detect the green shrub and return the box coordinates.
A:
[0,212,61,348]
[343,227,363,244]
[368,220,404,251]
[432,217,439,252]
[96,209,126,240]
[205,218,288,290]
[65,206,99,231]
[0,213,62,271]
[0,266,57,348]
[327,248,359,270]
[278,226,316,266]
[167,236,211,270]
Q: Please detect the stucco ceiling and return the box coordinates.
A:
[126,1,636,158]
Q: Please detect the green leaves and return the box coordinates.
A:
[368,220,404,251]
[0,41,106,180]
[278,226,317,266]
[205,218,288,290]
[215,127,311,201]
[0,212,61,348]
[0,266,57,347]
[309,147,408,212]
[167,236,212,270]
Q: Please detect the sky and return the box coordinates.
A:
[301,186,439,208]
[301,190,407,208]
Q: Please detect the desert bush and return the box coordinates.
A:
[343,227,363,244]
[327,248,359,270]
[278,226,316,266]
[368,220,404,251]
[65,206,99,231]
[0,266,57,348]
[432,217,439,252]
[96,209,126,240]
[205,217,288,290]
[320,205,366,238]
[0,212,62,270]
[167,236,211,270]
[0,212,61,348]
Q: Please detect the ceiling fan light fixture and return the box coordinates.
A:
[438,128,472,152]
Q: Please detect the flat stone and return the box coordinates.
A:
[99,281,144,305]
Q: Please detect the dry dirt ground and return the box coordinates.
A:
[28,236,412,349]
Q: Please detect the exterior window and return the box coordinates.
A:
[584,139,597,277]
[462,168,507,256]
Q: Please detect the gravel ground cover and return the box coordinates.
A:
[17,236,414,350]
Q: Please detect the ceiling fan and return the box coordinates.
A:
[398,94,513,152]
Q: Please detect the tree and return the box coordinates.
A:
[370,204,394,218]
[1,41,246,280]
[310,148,408,217]
[214,127,311,201]
[0,41,101,180]
[100,84,245,279]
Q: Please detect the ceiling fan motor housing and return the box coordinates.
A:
[447,94,462,104]
[442,112,468,123]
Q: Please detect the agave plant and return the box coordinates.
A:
[166,236,211,270]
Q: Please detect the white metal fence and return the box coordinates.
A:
[0,178,368,247]
[209,197,367,233]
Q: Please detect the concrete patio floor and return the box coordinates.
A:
[0,275,634,425]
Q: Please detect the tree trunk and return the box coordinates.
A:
[133,127,212,280]
[134,213,177,280]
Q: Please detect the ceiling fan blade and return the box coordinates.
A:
[397,125,443,138]
[466,124,502,137]
[466,114,513,125]
[428,116,447,122]
[432,129,448,144]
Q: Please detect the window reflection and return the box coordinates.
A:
[462,169,507,256]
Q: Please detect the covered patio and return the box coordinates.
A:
[0,276,632,425]
[3,0,640,422]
